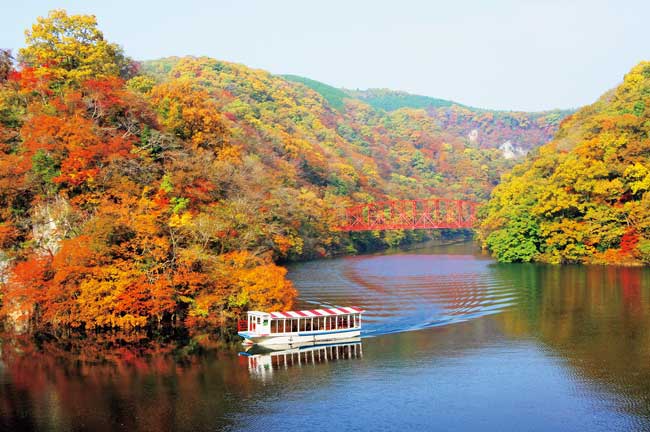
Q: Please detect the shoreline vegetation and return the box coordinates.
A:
[478,62,650,266]
[0,10,645,343]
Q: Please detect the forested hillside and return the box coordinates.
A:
[143,57,516,202]
[428,105,570,156]
[480,61,650,265]
[0,10,567,334]
[284,80,571,157]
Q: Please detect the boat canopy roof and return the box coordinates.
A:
[248,306,364,319]
[270,307,364,318]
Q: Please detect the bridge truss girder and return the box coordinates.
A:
[336,199,478,232]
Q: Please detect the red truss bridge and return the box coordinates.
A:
[335,198,479,232]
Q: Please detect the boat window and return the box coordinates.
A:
[299,318,306,332]
[271,320,278,333]
[306,318,312,331]
[263,320,268,326]
[291,319,298,332]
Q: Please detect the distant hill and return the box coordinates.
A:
[282,74,349,111]
[278,74,572,157]
[427,104,573,156]
[345,88,461,111]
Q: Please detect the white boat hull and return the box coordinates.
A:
[239,329,361,347]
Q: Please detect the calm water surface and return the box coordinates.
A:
[2,242,650,431]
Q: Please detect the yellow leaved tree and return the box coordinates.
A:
[18,9,133,83]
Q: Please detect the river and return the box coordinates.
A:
[2,242,650,431]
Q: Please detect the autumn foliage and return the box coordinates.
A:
[480,61,650,265]
[0,10,297,332]
[0,10,563,334]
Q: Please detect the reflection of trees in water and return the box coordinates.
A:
[0,332,250,432]
[492,264,650,420]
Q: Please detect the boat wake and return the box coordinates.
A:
[288,253,519,338]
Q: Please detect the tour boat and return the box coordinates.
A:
[237,306,365,347]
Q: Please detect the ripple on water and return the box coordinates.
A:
[288,253,519,337]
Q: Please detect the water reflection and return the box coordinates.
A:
[0,332,258,431]
[491,263,650,423]
[240,339,363,380]
[1,244,650,431]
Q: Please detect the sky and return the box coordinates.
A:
[3,0,650,111]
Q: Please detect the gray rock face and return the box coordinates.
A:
[499,140,527,159]
[32,197,77,256]
[0,251,9,284]
[4,197,79,333]
[468,129,479,143]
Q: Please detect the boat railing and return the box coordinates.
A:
[237,319,248,332]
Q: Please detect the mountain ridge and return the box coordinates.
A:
[283,73,575,114]
[279,72,572,155]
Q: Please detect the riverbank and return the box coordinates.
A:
[1,231,476,339]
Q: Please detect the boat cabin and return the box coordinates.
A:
[238,306,365,346]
